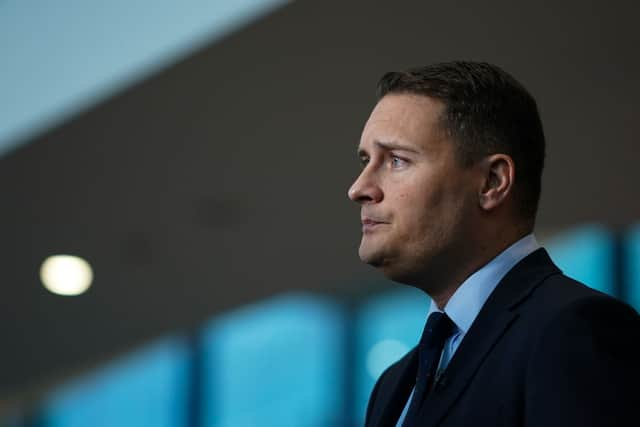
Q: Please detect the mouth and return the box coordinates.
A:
[361,217,389,233]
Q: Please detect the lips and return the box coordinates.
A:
[361,217,389,233]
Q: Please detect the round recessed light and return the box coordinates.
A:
[40,255,93,296]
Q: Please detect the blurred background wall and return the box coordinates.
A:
[1,0,638,426]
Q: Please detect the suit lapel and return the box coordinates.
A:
[416,249,561,427]
[371,349,418,427]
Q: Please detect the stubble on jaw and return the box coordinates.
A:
[358,195,483,306]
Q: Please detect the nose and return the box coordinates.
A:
[348,169,383,204]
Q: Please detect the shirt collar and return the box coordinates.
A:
[427,233,541,335]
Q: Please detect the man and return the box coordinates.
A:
[348,61,639,427]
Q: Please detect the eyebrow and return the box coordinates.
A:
[358,140,421,156]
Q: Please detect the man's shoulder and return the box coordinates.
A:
[523,270,632,317]
[512,270,639,350]
[504,247,633,318]
[364,346,417,426]
[377,345,416,384]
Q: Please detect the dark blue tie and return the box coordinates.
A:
[401,311,456,426]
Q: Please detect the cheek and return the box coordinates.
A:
[387,172,448,231]
[395,193,437,233]
[396,187,455,239]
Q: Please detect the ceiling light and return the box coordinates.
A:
[40,255,93,296]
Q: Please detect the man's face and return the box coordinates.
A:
[348,93,479,284]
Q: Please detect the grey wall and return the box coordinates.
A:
[1,0,638,405]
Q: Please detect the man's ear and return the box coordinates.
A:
[478,154,515,211]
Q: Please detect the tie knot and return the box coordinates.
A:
[420,312,456,350]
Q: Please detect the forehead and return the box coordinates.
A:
[360,93,446,151]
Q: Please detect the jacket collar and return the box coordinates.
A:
[371,248,560,427]
[415,248,560,427]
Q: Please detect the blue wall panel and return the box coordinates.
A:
[624,224,640,311]
[200,293,344,427]
[544,225,615,296]
[40,337,190,427]
[354,286,430,424]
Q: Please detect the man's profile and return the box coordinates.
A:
[348,61,639,427]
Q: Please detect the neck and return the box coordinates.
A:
[424,227,531,309]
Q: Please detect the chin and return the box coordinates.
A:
[361,248,423,286]
[359,246,407,280]
[379,264,417,285]
[358,243,386,268]
[359,252,384,268]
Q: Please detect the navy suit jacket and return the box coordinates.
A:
[364,248,640,427]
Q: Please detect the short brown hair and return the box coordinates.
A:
[377,61,545,222]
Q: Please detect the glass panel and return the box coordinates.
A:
[354,286,430,424]
[41,337,190,427]
[624,224,640,311]
[543,225,615,296]
[200,293,344,427]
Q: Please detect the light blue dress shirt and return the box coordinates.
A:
[395,234,541,426]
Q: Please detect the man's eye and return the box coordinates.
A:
[390,156,407,168]
[360,157,370,167]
